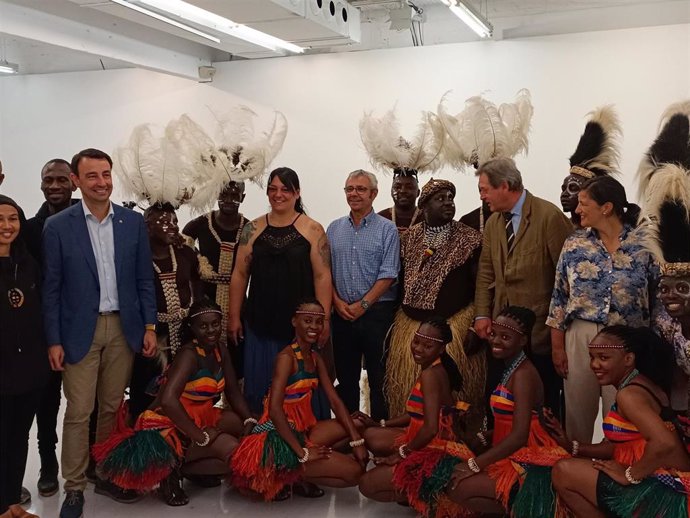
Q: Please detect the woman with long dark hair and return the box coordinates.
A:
[0,195,49,517]
[548,175,658,442]
[543,325,690,518]
[228,167,333,413]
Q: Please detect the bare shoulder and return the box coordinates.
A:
[295,214,325,240]
[239,216,266,246]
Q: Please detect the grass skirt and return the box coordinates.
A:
[384,306,486,431]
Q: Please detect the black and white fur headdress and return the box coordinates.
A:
[568,105,622,180]
[638,100,690,277]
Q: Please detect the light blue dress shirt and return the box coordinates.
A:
[509,189,528,233]
[82,201,119,312]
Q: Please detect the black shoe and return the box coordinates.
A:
[94,479,142,504]
[60,490,84,518]
[19,486,31,505]
[38,465,60,497]
[185,474,221,488]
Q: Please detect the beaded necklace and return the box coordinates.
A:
[204,212,244,345]
[423,221,452,257]
[617,368,639,390]
[152,245,189,357]
[500,350,527,386]
[392,207,420,232]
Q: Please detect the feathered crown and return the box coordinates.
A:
[113,124,196,209]
[637,100,690,277]
[438,89,533,170]
[359,107,445,175]
[568,105,622,180]
[165,107,287,212]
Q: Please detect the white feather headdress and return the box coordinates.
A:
[568,105,622,180]
[359,107,445,174]
[438,89,533,170]
[114,123,195,208]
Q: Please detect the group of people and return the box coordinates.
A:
[0,96,689,518]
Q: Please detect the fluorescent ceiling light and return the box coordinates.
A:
[0,60,19,74]
[135,0,305,54]
[111,0,221,43]
[440,0,493,38]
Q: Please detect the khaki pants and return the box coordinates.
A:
[61,315,134,491]
[564,319,616,443]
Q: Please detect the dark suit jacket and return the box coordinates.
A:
[42,202,157,364]
[474,191,573,355]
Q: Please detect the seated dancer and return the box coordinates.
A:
[129,203,203,417]
[357,317,473,518]
[183,181,248,365]
[93,298,254,506]
[378,168,422,233]
[543,326,690,518]
[231,299,367,501]
[385,178,484,431]
[446,306,568,518]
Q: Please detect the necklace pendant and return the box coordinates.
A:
[7,287,24,308]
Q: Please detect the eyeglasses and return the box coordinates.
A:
[344,186,370,194]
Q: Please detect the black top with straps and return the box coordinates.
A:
[245,214,315,342]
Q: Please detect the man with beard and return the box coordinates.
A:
[24,159,79,498]
[129,203,203,418]
[182,181,248,367]
[378,169,421,233]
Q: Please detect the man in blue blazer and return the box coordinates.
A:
[42,148,157,518]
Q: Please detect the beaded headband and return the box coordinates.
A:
[587,343,625,349]
[492,321,525,335]
[295,310,326,317]
[661,262,690,277]
[414,331,446,344]
[190,309,223,319]
[569,165,595,179]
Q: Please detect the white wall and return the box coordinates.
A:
[1,23,689,227]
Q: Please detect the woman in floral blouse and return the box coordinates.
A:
[546,176,659,443]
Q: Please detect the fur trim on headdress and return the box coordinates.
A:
[113,124,194,208]
[359,108,445,174]
[638,100,690,275]
[569,105,622,179]
[418,178,456,206]
[438,89,533,170]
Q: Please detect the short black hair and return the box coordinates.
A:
[70,148,113,176]
[41,158,72,176]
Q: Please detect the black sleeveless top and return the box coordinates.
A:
[245,214,314,342]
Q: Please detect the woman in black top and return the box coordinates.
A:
[0,195,50,515]
[228,168,332,413]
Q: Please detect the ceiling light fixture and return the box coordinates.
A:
[0,60,19,74]
[133,0,305,54]
[111,0,221,43]
[439,0,492,39]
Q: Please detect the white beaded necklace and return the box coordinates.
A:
[152,245,188,357]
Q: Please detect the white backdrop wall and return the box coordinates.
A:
[1,23,689,227]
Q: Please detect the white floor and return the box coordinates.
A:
[20,400,408,518]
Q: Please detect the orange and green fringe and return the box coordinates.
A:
[598,473,690,518]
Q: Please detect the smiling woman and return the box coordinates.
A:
[0,195,50,516]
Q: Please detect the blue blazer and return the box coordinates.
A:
[42,202,157,364]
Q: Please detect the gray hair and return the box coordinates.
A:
[346,169,378,190]
[476,158,524,192]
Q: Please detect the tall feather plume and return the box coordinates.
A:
[113,124,192,207]
[569,105,622,176]
[359,107,444,174]
[438,89,534,170]
[637,100,690,199]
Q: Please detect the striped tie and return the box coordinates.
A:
[503,212,515,250]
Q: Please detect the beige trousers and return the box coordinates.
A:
[61,315,134,491]
[564,319,616,443]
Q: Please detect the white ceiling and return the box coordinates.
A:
[0,0,687,80]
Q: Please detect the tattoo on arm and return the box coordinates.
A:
[239,220,257,246]
[318,233,331,268]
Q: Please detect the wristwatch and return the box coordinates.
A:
[360,299,370,311]
[145,324,156,332]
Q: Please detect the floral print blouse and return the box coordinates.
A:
[546,225,659,331]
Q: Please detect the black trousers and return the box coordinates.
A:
[531,352,564,421]
[0,389,41,513]
[332,301,395,420]
[36,370,62,465]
